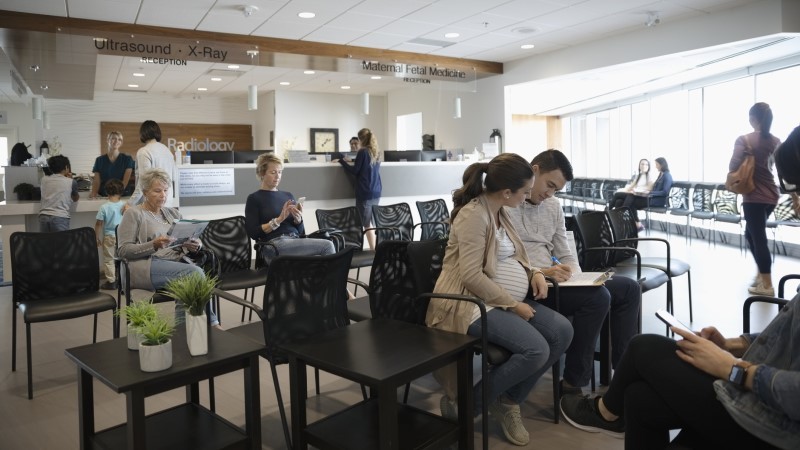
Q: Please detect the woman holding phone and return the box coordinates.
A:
[244,153,335,266]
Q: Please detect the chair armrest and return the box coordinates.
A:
[582,246,643,279]
[742,295,789,333]
[778,274,800,299]
[614,237,671,272]
[347,277,371,294]
[365,226,402,241]
[212,287,267,322]
[412,221,450,239]
[253,240,279,269]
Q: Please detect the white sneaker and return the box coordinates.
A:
[489,401,529,446]
[748,283,774,296]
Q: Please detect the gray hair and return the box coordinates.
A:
[139,168,172,192]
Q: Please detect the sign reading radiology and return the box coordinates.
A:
[179,168,235,197]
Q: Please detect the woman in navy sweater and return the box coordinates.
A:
[336,128,382,249]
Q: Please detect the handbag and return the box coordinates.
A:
[726,137,755,194]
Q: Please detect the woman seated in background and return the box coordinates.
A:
[610,158,654,211]
[244,153,335,266]
[560,127,800,450]
[89,130,134,198]
[622,156,673,231]
[117,168,218,326]
[427,153,573,447]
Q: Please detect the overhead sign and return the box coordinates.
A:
[98,122,252,157]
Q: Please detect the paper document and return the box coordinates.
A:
[549,271,612,287]
[166,219,208,248]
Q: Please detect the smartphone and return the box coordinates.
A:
[297,196,306,207]
[655,309,693,334]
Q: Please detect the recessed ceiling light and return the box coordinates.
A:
[280,81,290,86]
[227,65,240,69]
[520,44,535,50]
[511,26,537,34]
[444,32,460,38]
[210,77,222,81]
[303,70,315,75]
[127,84,139,88]
[371,76,382,80]
[133,72,145,77]
[298,12,315,19]
[197,87,208,91]
[340,85,351,90]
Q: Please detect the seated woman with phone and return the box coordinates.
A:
[560,125,800,450]
[244,153,335,266]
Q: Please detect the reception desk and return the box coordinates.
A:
[0,160,470,281]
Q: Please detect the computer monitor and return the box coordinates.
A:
[233,150,271,164]
[190,151,234,164]
[383,150,421,162]
[420,150,447,162]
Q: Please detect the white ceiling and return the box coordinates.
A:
[0,0,792,115]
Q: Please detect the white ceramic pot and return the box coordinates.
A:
[139,339,173,372]
[127,323,145,351]
[185,313,208,356]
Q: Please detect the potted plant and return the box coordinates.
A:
[13,182,35,201]
[137,310,176,372]
[116,299,157,350]
[164,272,218,356]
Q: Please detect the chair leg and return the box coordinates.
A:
[248,288,256,322]
[269,361,293,450]
[12,303,17,372]
[26,323,33,399]
[315,368,320,396]
[208,377,216,412]
[687,271,693,323]
[551,362,560,424]
[599,318,611,386]
[93,314,98,343]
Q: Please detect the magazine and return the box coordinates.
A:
[166,219,208,248]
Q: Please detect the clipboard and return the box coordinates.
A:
[166,219,208,248]
[549,270,612,287]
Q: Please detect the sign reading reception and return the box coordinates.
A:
[179,167,236,197]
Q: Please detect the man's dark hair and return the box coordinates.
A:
[530,149,574,181]
[104,178,124,197]
[47,155,71,174]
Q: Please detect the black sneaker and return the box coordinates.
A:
[560,394,624,439]
[100,281,117,290]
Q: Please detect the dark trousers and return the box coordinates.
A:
[743,202,775,274]
[602,334,777,450]
[604,276,641,366]
[621,194,649,222]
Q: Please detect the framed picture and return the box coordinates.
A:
[310,128,339,153]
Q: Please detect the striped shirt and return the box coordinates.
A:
[470,226,529,323]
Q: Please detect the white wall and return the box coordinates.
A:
[0,101,43,160]
[273,90,386,157]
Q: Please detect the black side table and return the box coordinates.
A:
[283,318,478,450]
[65,328,263,450]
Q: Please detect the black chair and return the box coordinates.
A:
[711,184,743,251]
[213,248,354,450]
[689,183,716,244]
[345,240,416,323]
[371,202,411,243]
[608,206,693,322]
[10,227,118,399]
[574,210,672,330]
[742,273,796,333]
[200,216,268,323]
[665,182,694,240]
[406,239,562,450]
[645,182,687,235]
[766,195,800,259]
[415,198,451,240]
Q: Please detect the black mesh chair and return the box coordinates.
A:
[415,199,451,240]
[371,202,411,243]
[666,182,693,241]
[10,228,118,399]
[608,207,693,322]
[406,239,562,450]
[213,248,354,450]
[689,183,716,244]
[712,184,743,251]
[200,216,268,322]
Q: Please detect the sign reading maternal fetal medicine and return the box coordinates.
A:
[99,122,253,157]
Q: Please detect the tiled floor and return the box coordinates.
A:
[0,228,797,449]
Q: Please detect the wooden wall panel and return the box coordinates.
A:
[99,122,253,157]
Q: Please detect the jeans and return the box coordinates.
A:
[548,286,610,386]
[259,236,336,266]
[150,258,219,326]
[467,299,572,412]
[39,214,70,232]
[603,334,777,450]
[743,202,775,274]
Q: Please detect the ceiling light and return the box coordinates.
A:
[210,77,222,81]
[645,12,661,27]
[246,50,259,57]
[197,87,208,91]
[127,84,139,88]
[511,26,537,35]
[40,85,48,90]
[303,70,315,74]
[298,12,315,19]
[371,76,382,80]
[228,65,240,69]
[520,44,535,50]
[242,5,259,17]
[30,65,39,72]
[280,81,290,86]
[444,32,460,39]
[340,85,351,90]
[133,72,145,77]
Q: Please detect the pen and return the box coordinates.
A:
[551,256,561,265]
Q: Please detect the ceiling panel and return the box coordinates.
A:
[137,0,217,29]
[67,0,140,23]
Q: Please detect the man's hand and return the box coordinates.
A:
[542,264,572,283]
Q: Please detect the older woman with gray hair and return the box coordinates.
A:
[118,167,219,326]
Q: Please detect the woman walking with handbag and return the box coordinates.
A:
[729,102,781,296]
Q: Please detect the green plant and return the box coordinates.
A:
[137,311,176,346]
[115,299,157,328]
[163,272,218,316]
[13,182,35,195]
